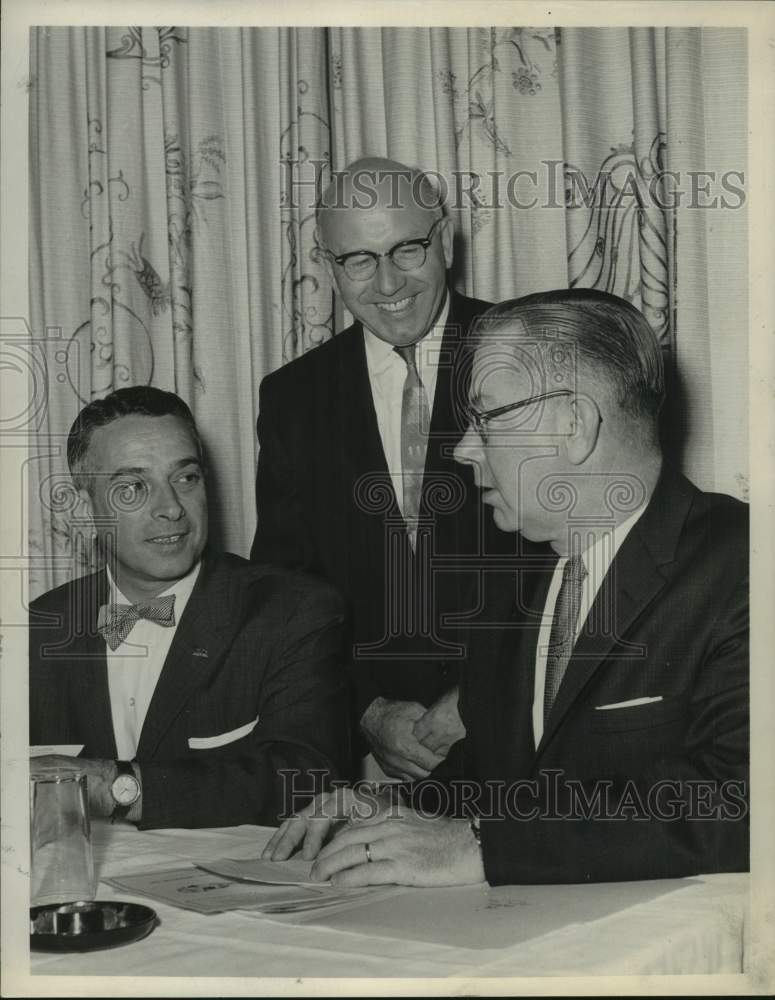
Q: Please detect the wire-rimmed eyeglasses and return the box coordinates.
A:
[467,389,574,442]
[323,217,445,281]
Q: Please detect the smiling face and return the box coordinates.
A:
[319,192,453,347]
[454,340,572,546]
[80,414,208,603]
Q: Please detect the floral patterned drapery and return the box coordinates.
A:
[29,25,747,596]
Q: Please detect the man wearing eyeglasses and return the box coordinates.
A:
[251,156,512,782]
[263,289,748,887]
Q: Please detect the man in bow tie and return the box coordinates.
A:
[30,386,350,829]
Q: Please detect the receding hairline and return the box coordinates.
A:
[471,313,533,345]
[469,314,557,371]
[469,292,665,428]
[70,409,205,494]
[468,316,576,405]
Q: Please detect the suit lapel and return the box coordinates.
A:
[420,292,480,566]
[510,557,557,769]
[536,534,667,756]
[423,291,472,476]
[64,569,116,758]
[471,561,554,775]
[535,466,695,758]
[334,323,406,587]
[136,555,243,759]
[338,323,395,498]
[465,575,515,770]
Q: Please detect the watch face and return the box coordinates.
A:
[112,773,140,806]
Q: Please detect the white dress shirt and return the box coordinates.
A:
[105,561,201,760]
[363,294,450,515]
[531,505,647,747]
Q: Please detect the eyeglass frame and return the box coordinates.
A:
[322,216,446,281]
[467,389,576,441]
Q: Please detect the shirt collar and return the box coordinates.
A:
[106,559,202,608]
[575,503,648,583]
[363,290,450,377]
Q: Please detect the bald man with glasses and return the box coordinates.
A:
[251,156,516,782]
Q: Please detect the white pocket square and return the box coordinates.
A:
[188,716,259,750]
[595,696,663,711]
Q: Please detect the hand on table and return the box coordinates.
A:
[310,805,486,888]
[412,686,465,756]
[262,785,398,861]
[360,697,446,780]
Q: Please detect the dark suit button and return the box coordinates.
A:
[438,663,451,677]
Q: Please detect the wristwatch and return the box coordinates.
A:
[110,760,141,822]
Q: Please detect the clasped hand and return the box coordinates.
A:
[262,787,485,888]
[360,687,466,780]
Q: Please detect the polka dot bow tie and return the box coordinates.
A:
[97,594,177,651]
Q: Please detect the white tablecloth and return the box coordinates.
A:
[29,821,748,980]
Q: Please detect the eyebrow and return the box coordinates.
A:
[336,223,438,256]
[108,457,201,480]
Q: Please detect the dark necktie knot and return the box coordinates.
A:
[97,593,177,651]
[393,343,419,371]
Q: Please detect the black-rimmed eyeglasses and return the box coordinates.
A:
[323,217,445,281]
[467,390,573,441]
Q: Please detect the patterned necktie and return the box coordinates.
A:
[97,594,177,651]
[543,554,587,724]
[394,343,431,547]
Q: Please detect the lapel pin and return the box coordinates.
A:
[192,647,209,659]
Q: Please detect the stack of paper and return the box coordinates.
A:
[104,856,400,916]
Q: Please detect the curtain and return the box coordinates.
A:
[28,26,333,595]
[28,25,747,598]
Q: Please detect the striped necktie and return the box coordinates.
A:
[543,555,587,724]
[394,342,431,547]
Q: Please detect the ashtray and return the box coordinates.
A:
[30,900,158,951]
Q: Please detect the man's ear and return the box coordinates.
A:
[74,487,100,555]
[315,225,337,286]
[440,215,454,269]
[565,394,602,465]
[76,487,95,524]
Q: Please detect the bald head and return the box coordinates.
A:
[317,157,444,239]
[316,156,454,348]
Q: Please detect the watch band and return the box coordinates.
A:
[110,759,140,823]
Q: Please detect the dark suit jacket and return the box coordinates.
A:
[451,467,749,883]
[251,291,518,719]
[29,551,350,829]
